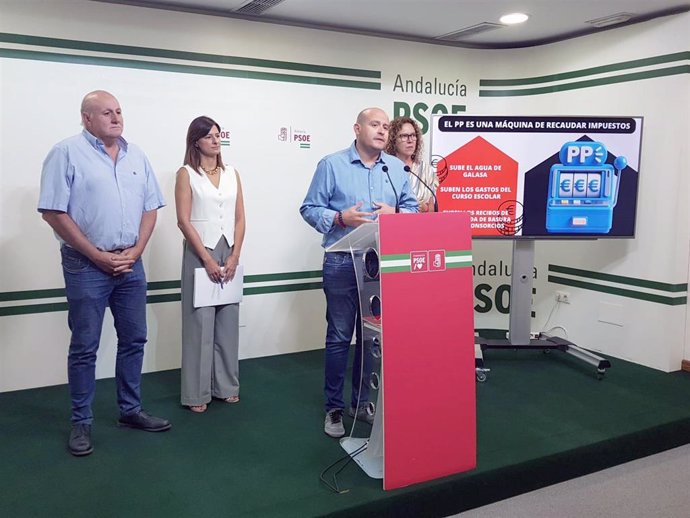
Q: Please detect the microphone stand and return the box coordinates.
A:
[382,165,400,213]
[404,165,438,212]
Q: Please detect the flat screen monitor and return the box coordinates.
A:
[430,115,643,238]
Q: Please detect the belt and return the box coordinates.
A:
[63,245,126,254]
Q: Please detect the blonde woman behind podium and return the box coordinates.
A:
[175,116,246,413]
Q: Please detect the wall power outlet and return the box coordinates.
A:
[555,291,570,303]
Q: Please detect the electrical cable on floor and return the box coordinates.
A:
[541,325,568,340]
[318,329,369,493]
[348,243,364,435]
[319,245,375,493]
[319,442,367,494]
[349,321,367,436]
[539,300,560,335]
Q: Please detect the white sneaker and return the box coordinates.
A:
[324,409,345,438]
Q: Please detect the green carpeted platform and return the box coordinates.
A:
[2,348,690,517]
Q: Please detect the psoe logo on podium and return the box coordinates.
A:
[410,251,428,273]
[429,249,446,272]
[410,250,446,273]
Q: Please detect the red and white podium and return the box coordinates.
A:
[326,212,476,490]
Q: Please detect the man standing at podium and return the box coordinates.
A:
[300,107,418,437]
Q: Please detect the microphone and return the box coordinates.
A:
[405,165,438,212]
[382,165,400,213]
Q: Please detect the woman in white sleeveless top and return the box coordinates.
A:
[385,117,438,212]
[175,116,246,413]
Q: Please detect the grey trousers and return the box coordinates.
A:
[180,237,240,406]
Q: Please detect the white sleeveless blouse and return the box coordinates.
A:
[185,164,237,249]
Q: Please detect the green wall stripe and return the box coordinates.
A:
[548,275,687,306]
[0,48,380,90]
[245,270,322,283]
[244,282,322,295]
[479,65,690,97]
[147,280,181,290]
[0,281,325,316]
[480,52,690,86]
[0,288,65,302]
[0,270,323,301]
[548,265,687,292]
[0,302,69,317]
[147,293,180,304]
[0,32,380,79]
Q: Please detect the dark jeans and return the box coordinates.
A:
[322,252,370,411]
[61,246,147,424]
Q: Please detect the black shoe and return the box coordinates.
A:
[68,423,93,456]
[348,405,375,425]
[118,410,171,432]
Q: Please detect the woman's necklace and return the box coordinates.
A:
[201,164,219,176]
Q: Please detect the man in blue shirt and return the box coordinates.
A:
[300,107,418,437]
[38,90,170,456]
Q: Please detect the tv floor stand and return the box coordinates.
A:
[475,240,611,381]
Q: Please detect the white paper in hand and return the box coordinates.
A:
[193,265,244,308]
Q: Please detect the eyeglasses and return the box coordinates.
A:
[397,133,417,142]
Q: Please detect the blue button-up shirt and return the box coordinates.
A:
[300,142,419,248]
[38,130,165,251]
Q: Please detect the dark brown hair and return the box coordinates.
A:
[183,116,225,175]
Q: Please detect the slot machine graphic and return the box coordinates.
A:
[546,141,627,234]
